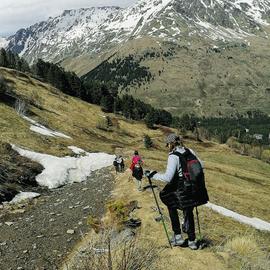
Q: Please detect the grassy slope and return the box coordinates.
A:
[64,136,270,269]
[0,67,162,156]
[65,33,270,117]
[109,139,270,270]
[122,35,270,117]
[1,67,269,269]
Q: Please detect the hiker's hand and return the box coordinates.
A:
[145,170,157,179]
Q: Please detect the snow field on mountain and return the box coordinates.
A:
[12,145,115,189]
[5,0,270,63]
[22,116,72,139]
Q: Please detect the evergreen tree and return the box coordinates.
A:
[0,48,8,67]
[144,135,153,149]
[145,110,158,129]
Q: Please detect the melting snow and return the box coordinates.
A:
[68,146,86,155]
[10,192,40,204]
[205,202,270,232]
[12,145,115,189]
[23,116,72,139]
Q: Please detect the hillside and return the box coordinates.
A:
[64,132,270,270]
[80,35,270,117]
[3,0,270,117]
[0,67,269,269]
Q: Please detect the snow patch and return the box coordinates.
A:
[10,192,40,204]
[205,202,270,232]
[0,37,8,48]
[68,146,86,155]
[12,145,115,189]
[23,116,71,139]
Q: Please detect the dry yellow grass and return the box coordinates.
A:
[0,67,163,156]
[1,67,270,269]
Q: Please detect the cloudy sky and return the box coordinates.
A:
[0,0,136,36]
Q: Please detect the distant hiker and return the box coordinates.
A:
[145,134,209,250]
[113,155,125,173]
[130,150,144,191]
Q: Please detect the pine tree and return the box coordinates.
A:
[0,48,8,67]
[144,135,153,149]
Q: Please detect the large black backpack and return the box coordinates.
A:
[174,148,209,207]
[160,149,209,209]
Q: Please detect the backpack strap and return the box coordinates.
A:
[170,151,189,180]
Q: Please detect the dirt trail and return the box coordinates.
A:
[0,167,115,270]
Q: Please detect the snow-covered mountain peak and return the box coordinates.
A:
[5,0,270,64]
[0,37,9,48]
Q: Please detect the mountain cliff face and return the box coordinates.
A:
[4,0,270,64]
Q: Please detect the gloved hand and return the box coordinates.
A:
[144,170,157,179]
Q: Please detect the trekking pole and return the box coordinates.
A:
[195,206,202,240]
[147,176,172,249]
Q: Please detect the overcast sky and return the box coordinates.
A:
[0,0,136,37]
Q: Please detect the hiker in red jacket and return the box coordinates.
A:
[130,151,144,191]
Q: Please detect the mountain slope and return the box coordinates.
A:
[0,37,8,48]
[5,0,270,64]
[81,36,270,117]
[3,0,270,117]
[0,67,161,155]
[0,67,269,270]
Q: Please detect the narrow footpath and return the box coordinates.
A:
[0,167,114,270]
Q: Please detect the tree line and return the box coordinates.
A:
[0,48,173,127]
[0,48,30,73]
[173,111,270,145]
[3,47,267,143]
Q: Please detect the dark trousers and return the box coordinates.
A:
[168,207,195,241]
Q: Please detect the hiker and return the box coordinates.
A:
[130,151,144,191]
[113,155,125,173]
[145,134,209,250]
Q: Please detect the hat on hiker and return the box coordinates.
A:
[166,133,182,146]
[134,150,139,155]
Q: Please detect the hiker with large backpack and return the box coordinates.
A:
[145,134,209,250]
[130,150,144,191]
[113,155,125,173]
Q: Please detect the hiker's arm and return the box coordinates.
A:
[152,155,178,183]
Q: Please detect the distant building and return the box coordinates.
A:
[245,128,249,133]
[253,134,263,140]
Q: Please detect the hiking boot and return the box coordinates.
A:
[188,240,198,250]
[170,234,185,246]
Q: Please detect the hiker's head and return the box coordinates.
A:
[166,133,183,151]
[134,150,139,156]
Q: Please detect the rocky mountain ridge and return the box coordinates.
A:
[4,0,270,64]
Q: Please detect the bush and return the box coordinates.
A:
[144,135,153,149]
[96,116,113,132]
[0,75,8,94]
[67,230,159,270]
[261,149,270,163]
[15,99,28,115]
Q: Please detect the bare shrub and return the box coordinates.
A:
[67,230,159,270]
[15,99,28,115]
[224,235,270,270]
